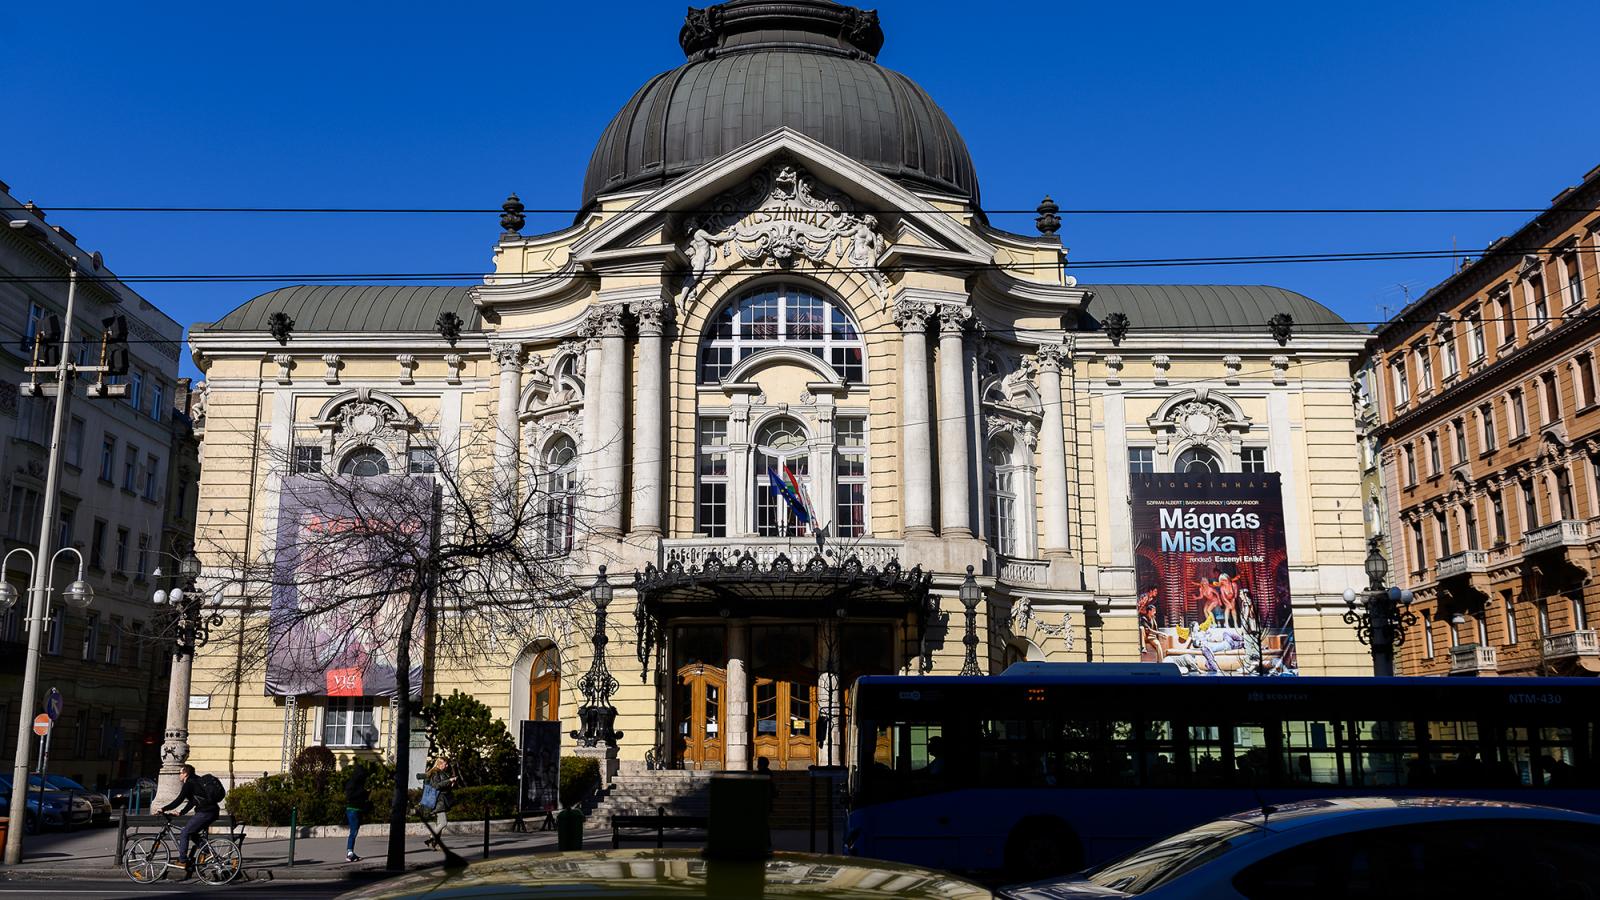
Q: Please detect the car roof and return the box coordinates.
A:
[1223,797,1600,832]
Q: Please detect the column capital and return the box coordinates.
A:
[489,340,524,371]
[937,304,974,335]
[1035,343,1067,374]
[893,299,936,332]
[631,297,674,336]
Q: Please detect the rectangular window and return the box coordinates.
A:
[123,444,139,491]
[1427,432,1441,475]
[1562,251,1586,308]
[1579,353,1598,408]
[293,445,323,474]
[129,368,144,411]
[1576,597,1589,632]
[1403,444,1417,485]
[1521,479,1539,530]
[144,454,160,501]
[406,447,437,474]
[1442,337,1459,378]
[150,381,164,422]
[1417,347,1434,392]
[1463,501,1479,550]
[1410,520,1425,569]
[1529,272,1549,324]
[83,611,99,661]
[115,528,129,574]
[46,607,63,656]
[65,416,84,469]
[1436,511,1451,557]
[1538,599,1550,636]
[835,418,868,538]
[107,617,122,665]
[697,418,728,537]
[323,698,377,749]
[1541,371,1561,424]
[1491,491,1506,544]
[1556,467,1576,520]
[1504,593,1518,645]
[1240,447,1267,473]
[1423,612,1435,659]
[1497,293,1517,344]
[1128,447,1155,475]
[131,622,145,668]
[6,486,42,542]
[135,534,149,582]
[1479,403,1497,451]
[1510,389,1528,437]
[99,435,117,482]
[90,519,107,569]
[1452,418,1467,463]
[1469,312,1487,361]
[1392,360,1410,405]
[56,505,74,552]
[23,302,46,353]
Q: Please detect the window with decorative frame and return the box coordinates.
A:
[406,447,438,475]
[697,418,729,537]
[753,417,810,537]
[1561,249,1587,308]
[986,436,1020,557]
[542,436,577,553]
[1174,446,1222,474]
[698,284,864,383]
[835,417,867,538]
[1240,446,1268,473]
[1415,346,1434,392]
[323,697,377,749]
[339,448,390,477]
[1468,311,1487,361]
[1128,447,1155,475]
[1392,359,1410,405]
[1441,334,1459,379]
[1528,270,1549,324]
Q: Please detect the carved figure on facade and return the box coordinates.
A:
[319,390,418,465]
[1009,597,1074,653]
[677,160,889,303]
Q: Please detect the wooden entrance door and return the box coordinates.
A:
[752,677,817,768]
[528,647,559,722]
[675,663,726,770]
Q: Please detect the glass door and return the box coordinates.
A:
[675,663,726,769]
[752,677,817,769]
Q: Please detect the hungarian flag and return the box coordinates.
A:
[767,466,812,526]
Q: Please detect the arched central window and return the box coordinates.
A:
[754,417,810,537]
[1174,447,1221,474]
[699,284,864,383]
[543,436,577,553]
[339,448,389,477]
[986,437,1019,556]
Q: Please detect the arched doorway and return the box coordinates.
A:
[528,646,559,722]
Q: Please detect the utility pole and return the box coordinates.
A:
[4,219,129,866]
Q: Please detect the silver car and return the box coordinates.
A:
[1002,798,1600,899]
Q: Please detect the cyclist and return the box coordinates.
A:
[159,764,224,880]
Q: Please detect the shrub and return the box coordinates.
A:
[417,691,519,787]
[291,745,338,793]
[560,756,600,808]
[449,784,518,820]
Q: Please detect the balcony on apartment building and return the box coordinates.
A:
[1449,643,1499,676]
[1523,519,1591,556]
[1542,629,1600,662]
[1436,549,1490,581]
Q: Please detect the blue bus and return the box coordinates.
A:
[845,664,1600,880]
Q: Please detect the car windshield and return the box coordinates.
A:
[1082,817,1266,894]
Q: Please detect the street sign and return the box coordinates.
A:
[45,687,63,721]
[31,714,51,737]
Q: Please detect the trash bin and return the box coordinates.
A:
[556,806,584,851]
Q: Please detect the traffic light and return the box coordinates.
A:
[100,314,128,376]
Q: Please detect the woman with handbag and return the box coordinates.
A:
[421,756,456,849]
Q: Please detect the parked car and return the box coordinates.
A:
[0,775,94,833]
[1001,797,1600,899]
[28,774,112,825]
[336,849,991,899]
[106,777,158,812]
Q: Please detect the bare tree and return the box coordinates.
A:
[193,418,592,871]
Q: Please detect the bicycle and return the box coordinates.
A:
[123,813,243,885]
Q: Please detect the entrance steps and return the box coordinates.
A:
[583,767,845,834]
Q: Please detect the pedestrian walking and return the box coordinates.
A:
[421,756,457,849]
[344,760,371,862]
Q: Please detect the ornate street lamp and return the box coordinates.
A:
[152,549,222,807]
[1342,535,1416,677]
[959,566,983,676]
[571,566,623,748]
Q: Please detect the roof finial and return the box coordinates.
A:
[1035,195,1061,236]
[500,193,525,236]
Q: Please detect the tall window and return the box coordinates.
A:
[115,527,129,573]
[293,445,323,474]
[1468,311,1487,361]
[6,486,41,541]
[1575,596,1589,632]
[1416,347,1434,392]
[144,454,160,500]
[1479,403,1497,451]
[135,534,149,582]
[1240,446,1268,473]
[986,437,1020,557]
[542,436,577,554]
[698,285,864,383]
[835,418,868,538]
[1452,418,1467,463]
[1435,511,1451,557]
[529,647,559,722]
[1497,294,1516,344]
[129,368,144,411]
[99,435,116,482]
[1128,447,1154,475]
[1426,432,1441,475]
[1491,490,1506,544]
[83,612,99,661]
[1578,352,1598,408]
[339,448,389,476]
[1441,336,1459,379]
[697,419,729,537]
[90,519,107,569]
[150,381,165,422]
[1561,250,1586,308]
[1403,444,1417,485]
[323,698,376,749]
[1463,501,1479,550]
[56,506,74,551]
[754,418,809,537]
[1410,520,1425,569]
[1174,447,1221,474]
[1504,593,1518,645]
[1528,271,1549,324]
[1510,388,1528,437]
[1555,467,1576,520]
[123,444,139,491]
[1392,359,1410,405]
[1538,598,1550,636]
[1541,371,1561,424]
[66,417,84,469]
[1422,611,1435,659]
[1521,478,1539,529]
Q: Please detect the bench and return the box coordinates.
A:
[116,812,247,862]
[610,813,709,849]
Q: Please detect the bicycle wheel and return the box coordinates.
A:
[124,836,170,884]
[194,837,242,885]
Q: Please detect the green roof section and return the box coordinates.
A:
[1081,284,1363,334]
[198,285,480,334]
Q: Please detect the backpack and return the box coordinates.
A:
[195,773,227,806]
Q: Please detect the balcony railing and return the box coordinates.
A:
[1436,549,1489,580]
[659,536,905,572]
[1523,519,1590,555]
[1448,643,1498,675]
[998,557,1049,586]
[1543,630,1600,660]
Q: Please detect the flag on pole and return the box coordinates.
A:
[783,464,816,525]
[767,466,811,526]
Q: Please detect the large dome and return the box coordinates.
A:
[581,0,979,211]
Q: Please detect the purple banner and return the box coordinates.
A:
[266,474,432,698]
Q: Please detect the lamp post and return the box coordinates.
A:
[959,566,983,676]
[571,566,622,749]
[1342,535,1416,677]
[151,550,216,807]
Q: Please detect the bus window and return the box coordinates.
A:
[980,718,1050,788]
[1541,726,1583,787]
[1233,724,1271,787]
[1499,725,1584,788]
[1140,720,1179,787]
[1428,720,1491,787]
[1105,720,1138,786]
[1187,725,1229,787]
[1281,720,1343,786]
[862,720,948,801]
[1348,721,1421,787]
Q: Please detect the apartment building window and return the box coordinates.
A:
[89,519,107,569]
[1240,446,1268,473]
[1392,359,1410,405]
[83,612,99,661]
[1474,611,1488,646]
[65,416,84,469]
[135,534,150,582]
[292,445,323,475]
[1435,511,1452,557]
[697,418,728,538]
[131,622,144,668]
[72,710,89,759]
[1496,293,1516,345]
[1468,311,1487,361]
[836,418,868,538]
[1510,388,1528,437]
[1538,598,1551,637]
[1541,372,1561,424]
[1422,611,1435,659]
[23,302,46,352]
[987,440,1020,557]
[1528,271,1549,325]
[1555,467,1576,520]
[1577,352,1598,408]
[323,698,377,749]
[1491,490,1507,544]
[1403,444,1418,485]
[129,368,144,411]
[1463,501,1479,550]
[1448,614,1460,648]
[1521,479,1539,530]
[56,505,74,551]
[115,528,129,574]
[99,435,117,482]
[1128,447,1155,475]
[107,618,122,665]
[6,486,42,542]
[1441,336,1459,379]
[1479,403,1497,451]
[144,454,160,501]
[1561,249,1586,308]
[123,444,139,491]
[1575,596,1589,632]
[1416,347,1434,392]
[406,447,437,475]
[1410,520,1425,570]
[1504,593,1518,645]
[1426,432,1441,475]
[46,607,63,655]
[150,381,165,422]
[1452,418,1467,463]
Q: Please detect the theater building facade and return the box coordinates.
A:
[183,0,1372,780]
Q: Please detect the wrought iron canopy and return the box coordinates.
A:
[633,549,932,620]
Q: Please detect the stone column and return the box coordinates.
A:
[813,397,837,533]
[1036,343,1071,555]
[937,305,974,537]
[896,301,935,536]
[579,317,606,507]
[631,298,669,536]
[726,620,751,771]
[596,305,628,536]
[490,341,524,497]
[152,647,193,807]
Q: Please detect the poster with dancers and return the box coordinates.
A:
[1131,472,1297,676]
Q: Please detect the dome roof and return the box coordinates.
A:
[581,0,979,211]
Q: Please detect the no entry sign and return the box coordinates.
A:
[32,714,51,737]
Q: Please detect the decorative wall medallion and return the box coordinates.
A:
[678,160,887,302]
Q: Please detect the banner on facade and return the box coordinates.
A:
[519,720,561,813]
[1130,472,1296,676]
[266,474,432,697]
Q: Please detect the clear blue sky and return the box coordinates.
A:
[6,0,1598,380]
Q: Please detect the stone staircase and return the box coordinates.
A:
[581,766,846,834]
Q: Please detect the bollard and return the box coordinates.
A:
[287,807,298,867]
[482,808,490,859]
[116,809,126,861]
[556,805,584,851]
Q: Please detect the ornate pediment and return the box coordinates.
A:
[678,160,886,303]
